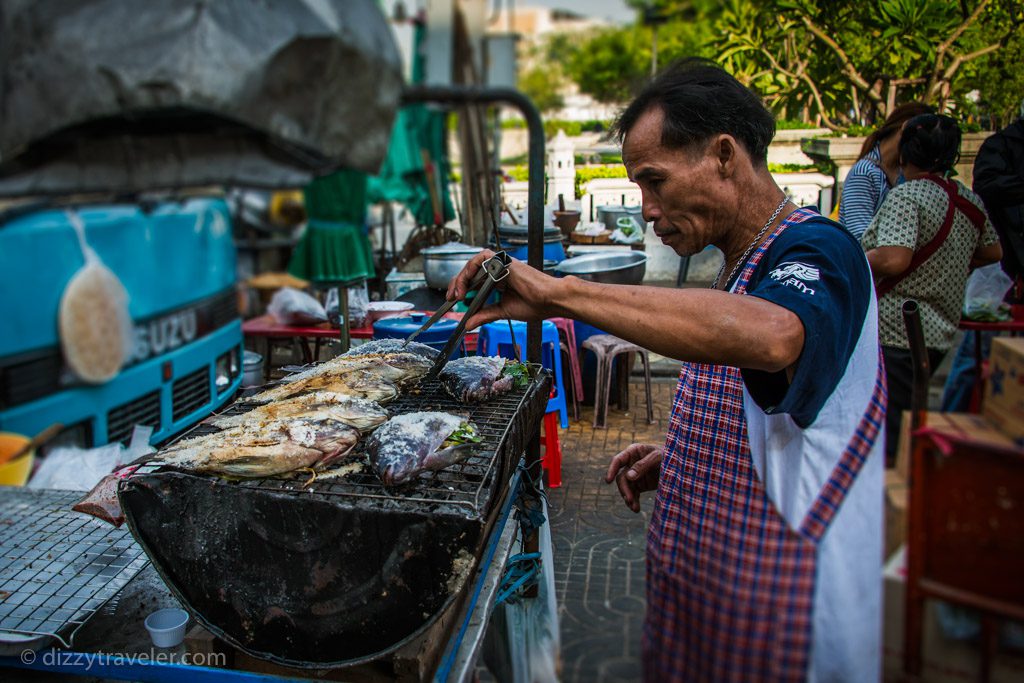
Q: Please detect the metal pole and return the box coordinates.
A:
[651,26,657,77]
[401,85,548,599]
[401,85,546,369]
[901,299,929,433]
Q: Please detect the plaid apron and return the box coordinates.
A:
[644,209,886,682]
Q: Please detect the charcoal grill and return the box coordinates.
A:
[119,368,551,668]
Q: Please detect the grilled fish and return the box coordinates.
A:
[242,367,399,405]
[209,392,388,432]
[440,356,530,403]
[157,418,359,478]
[241,352,429,404]
[366,411,481,486]
[342,338,439,361]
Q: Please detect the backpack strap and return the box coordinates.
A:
[876,176,984,297]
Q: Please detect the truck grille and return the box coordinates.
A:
[107,391,161,444]
[172,367,210,421]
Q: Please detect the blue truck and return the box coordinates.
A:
[0,199,243,450]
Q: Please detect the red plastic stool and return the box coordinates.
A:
[539,410,562,488]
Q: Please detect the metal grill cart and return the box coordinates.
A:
[1,83,554,680]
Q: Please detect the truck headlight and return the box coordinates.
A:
[215,348,242,393]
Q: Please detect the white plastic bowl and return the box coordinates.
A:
[144,608,189,648]
[366,300,414,323]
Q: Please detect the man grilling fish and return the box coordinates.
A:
[448,59,884,682]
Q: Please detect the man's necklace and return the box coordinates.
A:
[711,194,790,290]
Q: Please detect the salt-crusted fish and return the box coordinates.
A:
[342,338,439,361]
[354,352,433,386]
[241,352,430,405]
[366,411,482,486]
[439,356,530,403]
[156,418,359,478]
[209,392,388,433]
[242,367,399,405]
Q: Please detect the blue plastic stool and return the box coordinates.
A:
[479,320,569,428]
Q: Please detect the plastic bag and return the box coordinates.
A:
[59,210,134,383]
[963,264,1013,321]
[610,216,644,244]
[29,425,154,491]
[267,287,327,325]
[348,284,369,328]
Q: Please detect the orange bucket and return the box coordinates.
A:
[0,432,35,486]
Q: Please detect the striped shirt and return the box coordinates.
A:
[839,144,888,240]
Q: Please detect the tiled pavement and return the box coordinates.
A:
[546,379,678,683]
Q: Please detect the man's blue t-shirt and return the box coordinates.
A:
[734,216,873,428]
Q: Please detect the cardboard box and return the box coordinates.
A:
[983,337,1024,446]
[894,411,1018,481]
[884,470,909,558]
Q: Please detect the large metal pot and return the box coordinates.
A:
[596,205,644,231]
[554,251,647,285]
[421,243,483,289]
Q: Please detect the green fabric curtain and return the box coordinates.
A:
[366,21,454,227]
[288,169,375,283]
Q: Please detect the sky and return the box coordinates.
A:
[386,1,637,25]
[521,0,635,24]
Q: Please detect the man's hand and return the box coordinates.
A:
[445,250,563,329]
[604,443,663,513]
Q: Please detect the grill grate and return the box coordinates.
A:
[0,488,149,647]
[172,366,210,421]
[140,367,551,519]
[107,390,161,445]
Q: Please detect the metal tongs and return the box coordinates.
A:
[405,251,512,381]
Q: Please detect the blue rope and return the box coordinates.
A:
[494,552,542,606]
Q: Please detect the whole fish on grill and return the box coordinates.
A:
[342,338,439,361]
[241,352,430,405]
[209,392,388,433]
[156,418,359,478]
[242,367,399,405]
[439,356,530,403]
[366,411,482,486]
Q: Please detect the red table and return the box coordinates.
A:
[242,312,477,379]
[958,309,1024,411]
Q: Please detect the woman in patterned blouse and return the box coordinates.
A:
[838,103,933,240]
[862,114,1002,464]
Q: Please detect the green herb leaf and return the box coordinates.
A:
[501,360,530,388]
[445,422,483,446]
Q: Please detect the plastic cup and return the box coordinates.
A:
[144,608,189,648]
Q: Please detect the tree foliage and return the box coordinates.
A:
[713,0,1023,128]
[554,0,1022,130]
[518,64,565,113]
[561,1,721,104]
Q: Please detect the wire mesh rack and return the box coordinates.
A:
[0,487,148,648]
[133,366,551,520]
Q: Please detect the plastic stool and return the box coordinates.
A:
[549,317,584,404]
[539,410,562,488]
[581,334,654,429]
[559,340,581,421]
[479,320,568,428]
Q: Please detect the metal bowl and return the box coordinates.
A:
[596,205,643,231]
[421,243,483,289]
[554,251,647,285]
